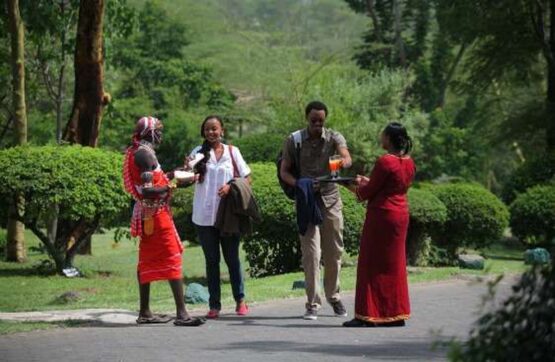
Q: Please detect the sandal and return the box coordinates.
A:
[136,314,173,324]
[173,317,206,327]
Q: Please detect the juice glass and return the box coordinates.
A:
[329,155,343,178]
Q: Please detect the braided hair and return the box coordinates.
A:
[194,115,224,182]
[383,122,412,155]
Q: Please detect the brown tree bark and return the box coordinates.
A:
[63,0,108,147]
[63,0,108,255]
[6,0,27,263]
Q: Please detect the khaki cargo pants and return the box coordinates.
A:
[300,198,344,309]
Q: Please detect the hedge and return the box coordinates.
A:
[429,183,509,259]
[509,185,555,247]
[502,151,555,203]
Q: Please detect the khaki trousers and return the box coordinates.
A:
[300,198,344,309]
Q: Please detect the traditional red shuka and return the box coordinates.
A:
[355,154,415,323]
[123,117,183,285]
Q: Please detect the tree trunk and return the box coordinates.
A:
[63,0,107,147]
[547,0,555,151]
[6,0,27,263]
[366,0,382,42]
[393,0,407,66]
[63,0,108,255]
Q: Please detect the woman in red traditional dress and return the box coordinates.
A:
[123,116,204,327]
[343,122,415,327]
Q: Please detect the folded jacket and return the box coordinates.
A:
[295,178,323,236]
[215,178,262,236]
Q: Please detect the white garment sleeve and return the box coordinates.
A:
[231,146,251,178]
[189,145,202,158]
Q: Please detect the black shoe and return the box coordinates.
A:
[343,318,374,327]
[330,300,348,317]
[378,320,406,327]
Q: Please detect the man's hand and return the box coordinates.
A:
[218,184,231,198]
[354,175,370,186]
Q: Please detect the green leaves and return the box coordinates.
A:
[0,145,129,223]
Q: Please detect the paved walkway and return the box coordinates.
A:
[0,277,514,362]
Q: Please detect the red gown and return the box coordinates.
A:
[355,154,415,322]
[124,146,183,284]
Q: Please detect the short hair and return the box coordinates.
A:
[305,101,328,117]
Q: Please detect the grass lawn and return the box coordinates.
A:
[0,229,529,334]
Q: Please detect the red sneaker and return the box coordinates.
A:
[236,301,249,316]
[206,309,220,319]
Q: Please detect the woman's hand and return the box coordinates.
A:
[355,175,370,186]
[218,184,231,198]
[184,156,193,170]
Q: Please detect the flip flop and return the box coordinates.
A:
[173,317,206,327]
[136,314,173,324]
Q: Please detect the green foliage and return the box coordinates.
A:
[429,183,509,258]
[241,163,365,277]
[0,229,6,256]
[0,146,129,271]
[406,188,448,266]
[171,186,196,244]
[502,152,555,203]
[509,186,555,247]
[450,266,555,362]
[232,133,284,163]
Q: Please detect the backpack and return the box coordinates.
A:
[276,130,302,200]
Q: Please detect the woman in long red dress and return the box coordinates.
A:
[344,122,415,327]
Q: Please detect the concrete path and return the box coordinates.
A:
[0,277,514,362]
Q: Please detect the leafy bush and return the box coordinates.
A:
[232,133,284,163]
[0,229,6,256]
[171,186,197,243]
[406,188,448,266]
[502,151,555,203]
[0,146,129,272]
[509,185,555,247]
[429,183,509,258]
[242,163,365,277]
[450,265,555,361]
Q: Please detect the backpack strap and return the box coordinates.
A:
[291,130,302,175]
[228,144,240,178]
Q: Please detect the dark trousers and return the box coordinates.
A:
[196,225,245,310]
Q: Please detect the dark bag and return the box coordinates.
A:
[276,130,302,200]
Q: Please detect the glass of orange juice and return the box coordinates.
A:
[329,155,343,178]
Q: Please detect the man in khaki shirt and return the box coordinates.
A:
[280,101,352,320]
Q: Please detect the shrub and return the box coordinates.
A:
[406,188,448,266]
[450,265,555,361]
[231,133,284,163]
[502,151,555,203]
[171,186,197,243]
[0,229,6,256]
[429,183,509,258]
[242,162,365,277]
[509,185,555,247]
[0,146,129,273]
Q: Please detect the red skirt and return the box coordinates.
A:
[137,208,183,284]
[355,208,410,322]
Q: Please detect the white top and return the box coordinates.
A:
[190,144,251,226]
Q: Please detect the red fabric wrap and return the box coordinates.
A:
[122,144,183,284]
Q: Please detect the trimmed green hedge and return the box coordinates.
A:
[502,152,555,203]
[407,188,448,266]
[510,185,555,247]
[429,183,509,258]
[231,133,284,163]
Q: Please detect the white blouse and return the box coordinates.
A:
[190,144,251,226]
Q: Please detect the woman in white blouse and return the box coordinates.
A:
[188,115,251,319]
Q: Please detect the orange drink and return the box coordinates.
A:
[329,156,343,178]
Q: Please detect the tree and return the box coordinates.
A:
[444,0,555,151]
[63,0,108,147]
[0,146,128,273]
[5,0,28,263]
